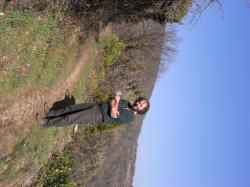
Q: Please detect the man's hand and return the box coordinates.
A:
[109,95,120,118]
[114,95,120,105]
[110,107,120,118]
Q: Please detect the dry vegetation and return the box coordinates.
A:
[0,0,196,186]
[32,21,166,186]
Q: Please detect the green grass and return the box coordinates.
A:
[30,38,104,186]
[0,21,125,185]
[0,10,79,99]
[0,124,72,183]
[31,33,125,186]
[0,36,97,185]
[0,38,97,185]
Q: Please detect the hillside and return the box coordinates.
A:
[0,1,189,186]
[67,23,164,186]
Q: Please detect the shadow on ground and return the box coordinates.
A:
[50,89,76,111]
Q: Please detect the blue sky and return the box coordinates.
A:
[133,1,250,187]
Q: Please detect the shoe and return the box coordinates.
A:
[36,113,45,127]
[65,89,71,98]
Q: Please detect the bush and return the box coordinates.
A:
[98,34,124,68]
[88,34,124,103]
[33,152,75,187]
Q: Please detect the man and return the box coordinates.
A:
[36,95,150,128]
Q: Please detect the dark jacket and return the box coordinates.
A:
[100,99,134,124]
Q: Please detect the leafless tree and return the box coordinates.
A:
[112,20,178,73]
[189,0,223,24]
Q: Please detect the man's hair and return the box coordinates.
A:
[134,97,150,115]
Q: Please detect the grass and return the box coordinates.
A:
[0,16,125,185]
[0,124,72,183]
[0,35,96,186]
[0,38,97,185]
[31,31,125,186]
[30,39,85,185]
[0,10,80,100]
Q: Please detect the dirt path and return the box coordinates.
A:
[0,38,93,155]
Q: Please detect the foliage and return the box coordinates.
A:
[89,34,124,103]
[78,123,122,140]
[98,34,124,68]
[33,151,75,187]
[2,0,192,26]
[32,124,121,186]
[75,0,192,24]
[2,0,70,13]
[149,0,193,23]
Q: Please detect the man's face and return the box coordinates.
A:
[132,99,147,112]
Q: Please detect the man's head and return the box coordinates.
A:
[132,97,150,114]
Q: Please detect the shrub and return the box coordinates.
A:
[88,34,124,103]
[98,34,124,68]
[33,152,75,187]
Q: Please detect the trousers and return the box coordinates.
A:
[44,103,103,127]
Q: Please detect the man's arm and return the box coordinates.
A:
[109,95,120,118]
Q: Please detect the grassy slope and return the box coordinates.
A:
[31,27,126,187]
[31,22,162,186]
[0,10,97,186]
[0,43,96,186]
[0,11,79,100]
[0,7,166,187]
